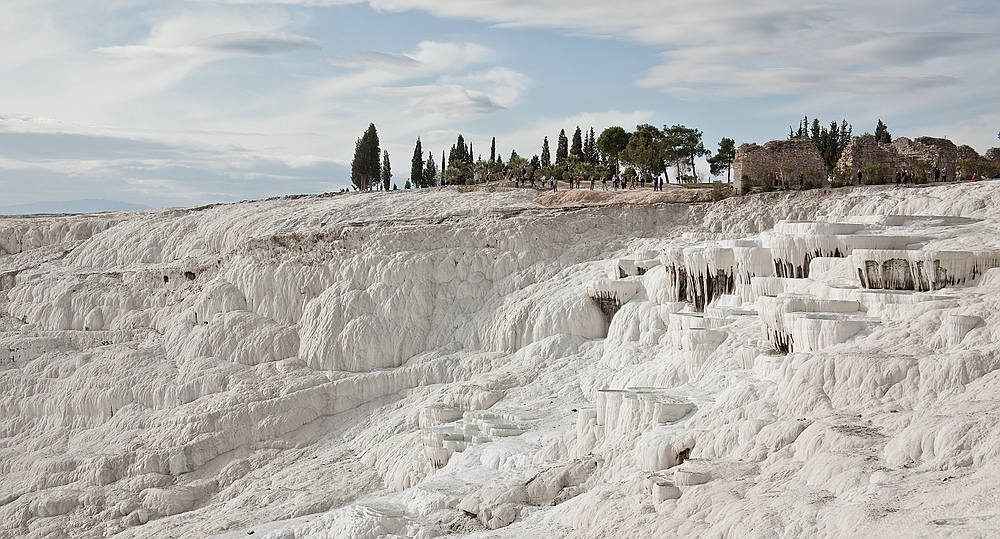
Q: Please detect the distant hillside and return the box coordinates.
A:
[0,199,151,215]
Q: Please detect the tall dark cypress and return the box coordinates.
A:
[411,137,424,188]
[350,123,380,190]
[571,126,583,158]
[556,129,569,165]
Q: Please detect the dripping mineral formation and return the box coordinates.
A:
[3,184,1000,538]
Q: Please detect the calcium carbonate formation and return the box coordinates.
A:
[3,183,1000,538]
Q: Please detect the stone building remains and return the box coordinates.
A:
[732,140,826,193]
[836,135,959,182]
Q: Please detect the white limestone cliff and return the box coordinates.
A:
[3,183,1000,538]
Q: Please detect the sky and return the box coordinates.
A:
[1,0,998,209]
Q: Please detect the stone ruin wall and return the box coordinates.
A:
[836,134,895,180]
[987,148,1000,162]
[957,145,981,161]
[733,140,827,192]
[836,135,959,182]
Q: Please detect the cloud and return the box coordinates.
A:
[194,31,321,55]
[97,31,320,58]
[315,41,523,119]
[377,84,502,115]
[0,117,347,207]
[328,51,420,69]
[346,0,999,98]
[329,41,494,74]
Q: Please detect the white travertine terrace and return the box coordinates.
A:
[4,183,1000,538]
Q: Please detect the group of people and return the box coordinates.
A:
[507,172,672,192]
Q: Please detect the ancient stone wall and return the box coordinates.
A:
[836,134,895,179]
[957,145,982,160]
[733,140,826,192]
[835,135,958,182]
[986,148,1000,162]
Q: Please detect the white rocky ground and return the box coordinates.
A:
[2,183,1000,538]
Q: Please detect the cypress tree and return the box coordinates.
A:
[875,120,891,144]
[541,137,551,167]
[556,129,568,165]
[350,123,380,191]
[583,127,597,164]
[424,151,437,187]
[411,137,424,188]
[490,137,496,163]
[571,126,583,158]
[381,150,391,191]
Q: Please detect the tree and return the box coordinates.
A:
[790,116,852,171]
[350,123,380,190]
[447,135,473,184]
[875,119,892,144]
[410,137,424,188]
[708,137,736,182]
[423,151,437,187]
[597,126,631,174]
[490,137,496,163]
[381,150,391,191]
[620,124,666,181]
[540,137,551,167]
[571,126,583,159]
[662,124,709,183]
[584,127,598,165]
[556,129,569,165]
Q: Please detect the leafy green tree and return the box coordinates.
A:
[423,151,437,187]
[556,129,569,165]
[571,126,583,159]
[443,161,471,185]
[410,137,424,188]
[597,126,631,174]
[875,119,892,144]
[381,150,391,191]
[540,137,551,167]
[662,124,709,183]
[708,137,736,182]
[350,123,380,190]
[620,124,666,181]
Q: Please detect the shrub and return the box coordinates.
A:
[861,163,890,185]
[911,160,931,184]
[801,169,825,190]
[958,158,1000,180]
[830,168,852,188]
[756,170,774,191]
[710,181,731,201]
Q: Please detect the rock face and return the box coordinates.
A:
[6,185,1000,539]
[732,139,827,193]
